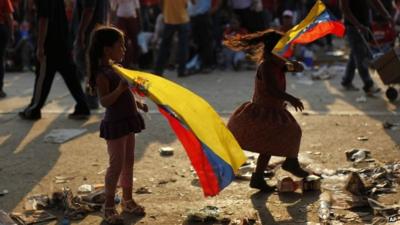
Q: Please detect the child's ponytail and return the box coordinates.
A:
[223,29,284,63]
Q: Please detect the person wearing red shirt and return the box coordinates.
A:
[0,0,14,98]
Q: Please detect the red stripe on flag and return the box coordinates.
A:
[158,106,220,196]
[292,21,345,44]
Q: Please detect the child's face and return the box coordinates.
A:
[109,37,126,63]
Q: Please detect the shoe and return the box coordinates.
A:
[121,199,146,216]
[281,158,309,178]
[102,206,123,224]
[365,86,381,96]
[341,83,359,91]
[68,111,90,120]
[0,90,6,98]
[249,173,276,192]
[18,110,41,120]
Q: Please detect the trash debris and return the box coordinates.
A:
[80,189,106,204]
[277,176,299,192]
[357,136,369,141]
[302,175,321,191]
[159,146,174,156]
[77,184,93,194]
[44,129,87,144]
[356,96,367,103]
[345,172,367,196]
[311,65,335,80]
[186,206,230,223]
[0,210,17,225]
[61,216,71,225]
[345,148,371,162]
[296,78,314,86]
[331,191,369,209]
[54,176,74,184]
[318,192,332,224]
[368,198,400,217]
[135,186,152,194]
[0,189,8,197]
[236,163,256,180]
[10,210,56,225]
[24,195,51,211]
[158,178,177,185]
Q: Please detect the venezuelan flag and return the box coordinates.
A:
[113,65,247,197]
[273,0,345,58]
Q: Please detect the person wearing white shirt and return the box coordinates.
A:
[111,0,141,68]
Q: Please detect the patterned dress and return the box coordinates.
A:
[228,59,301,157]
[99,65,145,140]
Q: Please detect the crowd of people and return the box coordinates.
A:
[2,0,399,79]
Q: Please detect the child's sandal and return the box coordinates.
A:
[102,206,124,224]
[121,200,146,216]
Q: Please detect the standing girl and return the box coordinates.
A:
[224,29,309,192]
[87,26,147,224]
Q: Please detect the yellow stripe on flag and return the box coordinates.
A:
[113,65,247,172]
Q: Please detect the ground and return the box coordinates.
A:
[0,58,399,225]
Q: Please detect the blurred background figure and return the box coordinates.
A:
[0,0,14,98]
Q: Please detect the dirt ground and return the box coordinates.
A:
[1,111,400,225]
[1,56,400,224]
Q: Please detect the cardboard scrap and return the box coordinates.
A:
[10,210,56,225]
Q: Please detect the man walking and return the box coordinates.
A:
[19,0,90,120]
[340,0,392,95]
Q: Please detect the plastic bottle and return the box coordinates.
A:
[61,217,70,225]
[318,191,331,224]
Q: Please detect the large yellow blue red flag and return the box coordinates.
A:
[273,0,345,58]
[113,65,247,197]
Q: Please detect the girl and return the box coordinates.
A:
[224,29,309,192]
[87,26,147,224]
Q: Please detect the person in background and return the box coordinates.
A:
[153,0,190,77]
[189,0,214,73]
[140,0,160,32]
[71,0,109,109]
[0,0,14,98]
[280,9,294,32]
[340,0,392,95]
[19,0,90,120]
[110,0,141,69]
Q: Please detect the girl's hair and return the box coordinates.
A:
[223,29,284,63]
[87,26,124,94]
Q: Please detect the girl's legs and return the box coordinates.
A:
[250,154,275,192]
[119,133,145,215]
[119,133,135,201]
[105,135,126,207]
[104,135,128,221]
[282,157,309,178]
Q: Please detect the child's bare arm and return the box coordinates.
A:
[96,74,128,108]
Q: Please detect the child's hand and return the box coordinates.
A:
[289,97,304,112]
[117,79,129,92]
